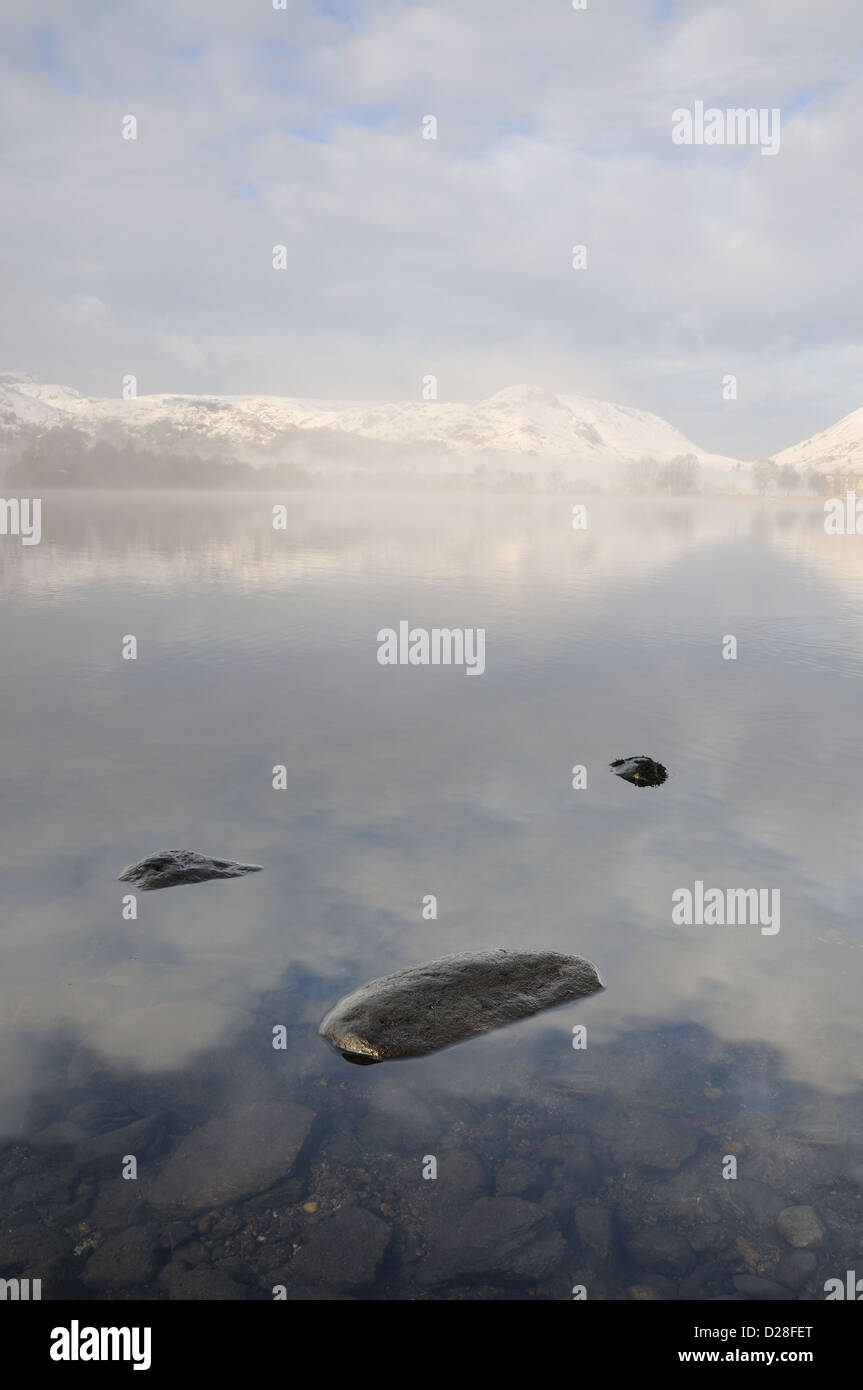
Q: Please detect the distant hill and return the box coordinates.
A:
[0,373,743,488]
[772,405,863,478]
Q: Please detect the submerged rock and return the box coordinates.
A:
[612,1111,701,1172]
[418,1196,565,1285]
[290,1208,392,1290]
[158,1263,247,1300]
[732,1274,795,1300]
[82,1228,158,1291]
[319,949,604,1063]
[74,1113,169,1175]
[777,1205,826,1249]
[777,1249,817,1289]
[118,848,262,892]
[151,1101,314,1213]
[626,1225,695,1277]
[610,755,668,788]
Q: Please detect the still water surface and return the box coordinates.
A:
[1,491,862,1299]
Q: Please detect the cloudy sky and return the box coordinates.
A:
[1,0,862,456]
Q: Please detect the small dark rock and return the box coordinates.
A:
[610,756,668,788]
[118,849,262,892]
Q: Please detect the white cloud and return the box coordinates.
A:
[1,0,862,454]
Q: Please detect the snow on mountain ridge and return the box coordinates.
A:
[772,406,863,475]
[0,373,741,475]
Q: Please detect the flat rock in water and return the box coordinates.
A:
[610,756,668,788]
[320,949,603,1063]
[118,848,262,892]
[150,1101,314,1214]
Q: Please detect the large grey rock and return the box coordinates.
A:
[151,1101,314,1214]
[320,950,604,1062]
[118,849,262,892]
[290,1208,392,1290]
[418,1196,565,1286]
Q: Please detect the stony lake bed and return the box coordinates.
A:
[3,492,863,1300]
[3,1008,863,1300]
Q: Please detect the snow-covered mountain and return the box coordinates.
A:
[0,374,90,428]
[772,405,863,477]
[0,372,742,482]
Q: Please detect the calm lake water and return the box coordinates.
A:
[2,489,863,1300]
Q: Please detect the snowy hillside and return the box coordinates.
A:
[772,406,863,476]
[0,373,743,483]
